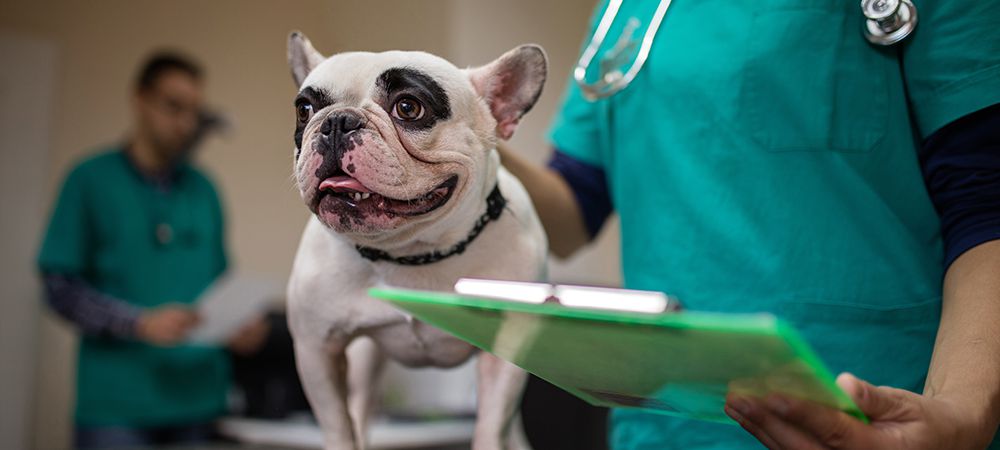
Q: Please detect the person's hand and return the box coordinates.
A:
[724,373,995,449]
[135,305,199,346]
[226,315,270,356]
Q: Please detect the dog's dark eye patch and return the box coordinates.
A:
[293,86,334,152]
[376,67,451,131]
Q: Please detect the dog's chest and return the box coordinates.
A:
[367,315,476,367]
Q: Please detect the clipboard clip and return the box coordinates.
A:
[454,278,682,314]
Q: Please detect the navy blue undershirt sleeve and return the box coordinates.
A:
[42,272,141,339]
[920,102,1000,269]
[547,149,613,239]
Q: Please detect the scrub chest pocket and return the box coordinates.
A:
[740,5,892,153]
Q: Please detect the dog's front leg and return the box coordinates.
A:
[474,352,529,450]
[346,336,385,449]
[295,339,357,450]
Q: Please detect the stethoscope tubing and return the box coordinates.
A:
[575,0,917,101]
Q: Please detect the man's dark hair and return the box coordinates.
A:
[135,51,203,92]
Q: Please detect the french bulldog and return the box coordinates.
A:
[285,31,548,450]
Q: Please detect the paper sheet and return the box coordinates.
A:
[187,272,282,345]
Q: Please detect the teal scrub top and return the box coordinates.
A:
[37,149,230,426]
[549,1,1000,449]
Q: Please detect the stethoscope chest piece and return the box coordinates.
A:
[862,0,918,46]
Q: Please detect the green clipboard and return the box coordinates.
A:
[369,285,867,425]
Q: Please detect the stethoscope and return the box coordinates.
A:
[575,0,919,100]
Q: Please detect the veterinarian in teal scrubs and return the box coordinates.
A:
[35,52,259,448]
[503,0,1000,448]
[39,148,230,427]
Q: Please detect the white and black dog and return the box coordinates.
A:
[285,31,548,450]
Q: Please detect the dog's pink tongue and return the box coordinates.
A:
[319,176,372,193]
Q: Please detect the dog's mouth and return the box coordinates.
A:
[315,173,458,217]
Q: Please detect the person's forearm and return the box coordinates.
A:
[497,143,590,258]
[924,239,1000,442]
[43,273,141,338]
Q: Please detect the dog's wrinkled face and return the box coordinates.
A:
[287,32,546,247]
[294,53,470,236]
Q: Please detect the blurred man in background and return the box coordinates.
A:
[37,51,266,449]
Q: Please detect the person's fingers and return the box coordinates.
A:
[762,375,921,450]
[167,309,199,329]
[759,394,873,449]
[725,402,785,450]
[165,323,187,339]
[162,317,195,341]
[250,319,271,337]
[176,309,199,326]
[180,316,199,330]
[748,397,827,450]
[228,319,271,355]
[164,316,189,331]
[836,373,916,421]
[160,305,196,320]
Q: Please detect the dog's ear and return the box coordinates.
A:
[468,44,547,140]
[288,31,326,87]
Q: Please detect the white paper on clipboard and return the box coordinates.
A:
[187,272,282,344]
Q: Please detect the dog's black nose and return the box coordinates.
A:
[321,111,365,137]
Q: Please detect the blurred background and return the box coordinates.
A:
[0,0,621,448]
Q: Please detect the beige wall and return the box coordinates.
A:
[0,32,57,450]
[0,1,617,448]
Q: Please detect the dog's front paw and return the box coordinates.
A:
[472,435,518,450]
[323,443,358,450]
[471,441,505,450]
[322,437,359,450]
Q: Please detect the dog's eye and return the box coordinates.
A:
[393,97,424,121]
[296,102,313,123]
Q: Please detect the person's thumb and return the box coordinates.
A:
[837,372,909,420]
